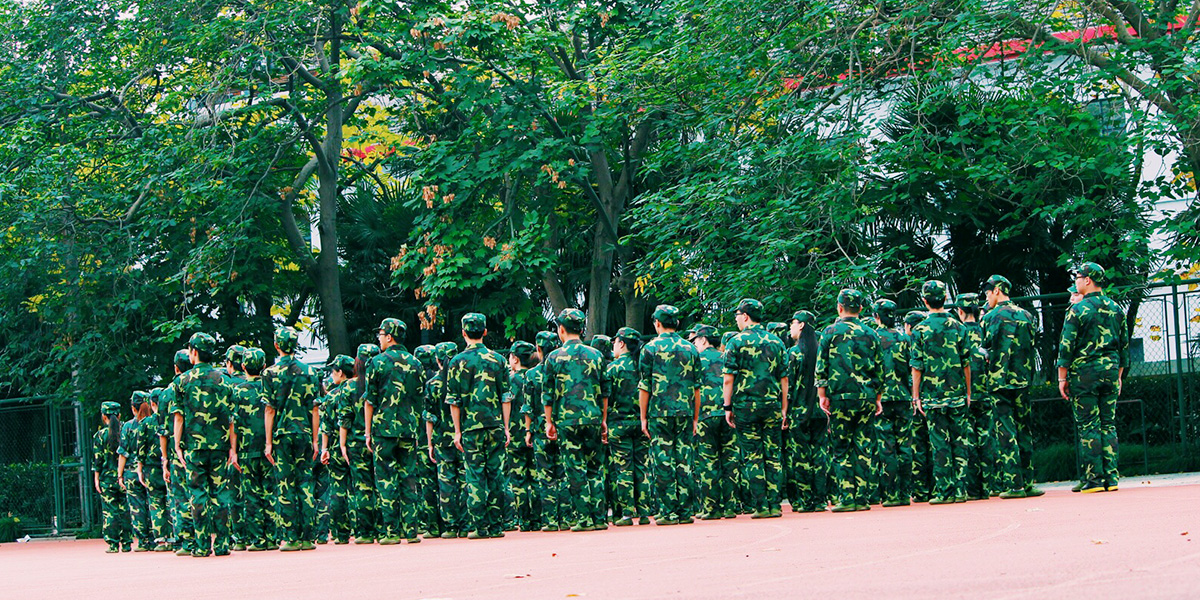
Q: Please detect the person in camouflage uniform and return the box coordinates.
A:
[221,345,248,548]
[955,293,997,500]
[231,347,276,551]
[980,275,1042,499]
[262,326,321,551]
[139,389,173,551]
[340,343,381,543]
[93,401,131,552]
[364,318,425,545]
[117,391,153,551]
[724,298,788,518]
[902,310,932,502]
[317,355,357,543]
[543,309,607,531]
[172,333,238,557]
[590,335,613,365]
[871,300,914,507]
[815,289,881,512]
[691,324,739,519]
[782,310,828,512]
[159,349,195,554]
[910,281,972,505]
[413,344,443,537]
[1057,263,1129,493]
[448,313,513,539]
[506,341,541,531]
[526,330,565,531]
[602,327,652,526]
[425,341,466,538]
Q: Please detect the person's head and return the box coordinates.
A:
[461,312,487,343]
[188,332,218,364]
[613,327,642,358]
[954,293,980,322]
[509,341,537,371]
[435,341,458,370]
[275,326,300,356]
[555,308,586,340]
[329,354,355,385]
[720,331,736,350]
[1068,284,1083,304]
[692,324,718,351]
[131,391,152,419]
[589,335,613,362]
[101,401,121,450]
[981,274,1012,308]
[148,387,164,413]
[836,289,865,318]
[1070,262,1106,295]
[652,304,681,333]
[871,299,897,328]
[767,322,787,341]
[225,345,246,375]
[734,298,763,330]
[173,349,191,375]
[535,330,560,360]
[789,310,814,341]
[376,318,405,350]
[904,310,926,335]
[921,280,948,312]
[242,347,267,377]
[414,344,436,372]
[355,343,381,384]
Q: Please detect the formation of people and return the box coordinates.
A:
[90,262,1129,555]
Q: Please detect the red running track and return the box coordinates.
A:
[6,480,1199,599]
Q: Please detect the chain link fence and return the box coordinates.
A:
[0,397,92,538]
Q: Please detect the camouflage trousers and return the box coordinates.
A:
[560,423,606,527]
[992,387,1035,492]
[965,399,999,497]
[506,433,538,530]
[783,416,829,511]
[372,436,420,540]
[143,466,171,543]
[98,478,131,548]
[534,436,567,528]
[462,427,507,535]
[734,405,782,513]
[325,451,353,542]
[272,435,317,544]
[877,401,913,505]
[346,439,379,540]
[647,417,693,520]
[226,462,242,544]
[314,460,329,540]
[694,416,736,516]
[607,421,651,520]
[417,448,441,536]
[122,468,152,548]
[827,401,874,507]
[1070,369,1120,487]
[926,405,969,501]
[909,414,933,501]
[236,455,275,546]
[435,443,466,534]
[185,449,234,554]
[168,458,194,550]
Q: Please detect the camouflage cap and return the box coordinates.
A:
[188,332,218,355]
[356,343,381,361]
[435,341,458,361]
[509,341,536,358]
[651,304,680,325]
[837,288,865,311]
[590,334,612,355]
[734,298,764,322]
[173,349,192,372]
[225,344,247,365]
[904,310,927,327]
[149,387,165,404]
[767,322,787,337]
[791,309,815,324]
[693,324,717,339]
[921,280,949,303]
[330,354,356,375]
[1070,261,1106,283]
[953,293,980,310]
[275,326,300,353]
[721,331,737,347]
[872,299,897,315]
[535,330,561,351]
[414,344,435,368]
[555,308,586,330]
[101,401,121,416]
[461,312,487,335]
[242,347,267,372]
[378,318,406,340]
[983,274,1012,295]
[614,326,641,343]
[130,390,150,406]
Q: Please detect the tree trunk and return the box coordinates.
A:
[585,221,615,339]
[313,7,350,356]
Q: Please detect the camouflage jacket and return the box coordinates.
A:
[446,342,510,432]
[92,427,120,480]
[638,332,701,418]
[261,355,320,438]
[815,317,881,402]
[980,300,1037,389]
[698,347,725,420]
[962,321,989,396]
[118,418,141,475]
[232,378,267,459]
[138,412,166,465]
[910,312,970,409]
[602,353,641,425]
[723,324,786,408]
[364,345,424,439]
[877,327,909,403]
[1056,292,1130,374]
[337,379,370,442]
[171,363,235,451]
[424,372,452,444]
[543,339,604,427]
[319,380,354,439]
[504,370,528,436]
[520,363,547,437]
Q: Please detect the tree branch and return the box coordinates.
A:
[276,157,320,272]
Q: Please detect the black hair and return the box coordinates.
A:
[959,306,980,320]
[622,337,643,362]
[106,414,120,452]
[517,353,539,369]
[700,335,721,347]
[925,297,946,310]
[174,354,192,373]
[797,325,819,405]
[656,315,680,330]
[245,363,264,377]
[196,349,216,363]
[561,321,584,336]
[877,313,896,328]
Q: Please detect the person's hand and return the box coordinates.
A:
[912,398,926,417]
[454,431,464,452]
[94,479,101,495]
[1117,376,1123,397]
[601,421,609,444]
[427,445,437,464]
[161,463,170,484]
[524,430,532,448]
[1059,379,1070,401]
[175,448,186,467]
[320,447,330,465]
[139,473,147,489]
[118,476,126,491]
[264,441,275,466]
[311,441,320,461]
[545,422,558,441]
[819,396,831,416]
[781,413,789,430]
[366,435,374,455]
[229,449,240,471]
[693,419,700,436]
[641,419,651,439]
[342,447,351,466]
[725,410,736,429]
[504,428,512,448]
[875,396,884,417]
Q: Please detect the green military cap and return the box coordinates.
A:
[590,334,612,355]
[872,299,897,315]
[614,327,641,343]
[652,304,680,323]
[378,318,405,339]
[435,341,458,361]
[921,280,948,302]
[555,308,586,329]
[734,298,764,322]
[509,341,536,358]
[330,354,356,375]
[982,274,1012,295]
[101,401,121,416]
[173,349,192,372]
[1068,284,1079,294]
[693,324,717,339]
[242,347,266,372]
[225,344,246,364]
[130,391,150,406]
[954,293,979,310]
[461,312,487,335]
[535,330,560,351]
[148,387,165,404]
[275,326,300,353]
[837,288,865,310]
[357,343,381,361]
[1070,261,1106,283]
[188,332,218,355]
[720,331,737,347]
[414,344,435,369]
[767,322,787,337]
[904,310,927,327]
[791,309,815,323]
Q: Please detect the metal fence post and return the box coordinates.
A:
[1173,283,1188,446]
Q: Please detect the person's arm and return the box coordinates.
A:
[911,368,924,415]
[964,364,972,405]
[173,413,185,465]
[524,413,532,448]
[364,402,375,452]
[692,388,701,434]
[451,404,464,451]
[310,405,320,459]
[722,375,736,426]
[228,423,239,470]
[779,376,789,429]
[264,405,276,464]
[320,431,330,464]
[502,400,512,447]
[340,426,351,465]
[814,331,831,416]
[639,389,651,436]
[1056,308,1080,401]
[159,433,170,482]
[117,454,127,490]
[425,419,436,463]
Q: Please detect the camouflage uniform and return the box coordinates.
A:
[782,311,829,512]
[602,329,652,524]
[319,356,356,543]
[526,331,564,530]
[159,353,195,552]
[725,299,787,516]
[910,282,971,504]
[339,344,381,542]
[957,293,997,499]
[94,402,131,552]
[119,392,152,550]
[447,313,512,537]
[425,341,465,537]
[221,346,246,545]
[872,301,914,507]
[980,275,1039,495]
[640,307,703,523]
[903,311,932,501]
[544,309,606,530]
[1057,264,1128,491]
[692,325,738,518]
[505,342,539,531]
[815,290,882,511]
[232,348,275,549]
[364,318,425,543]
[413,344,443,536]
[172,333,237,556]
[140,389,172,549]
[261,327,321,548]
